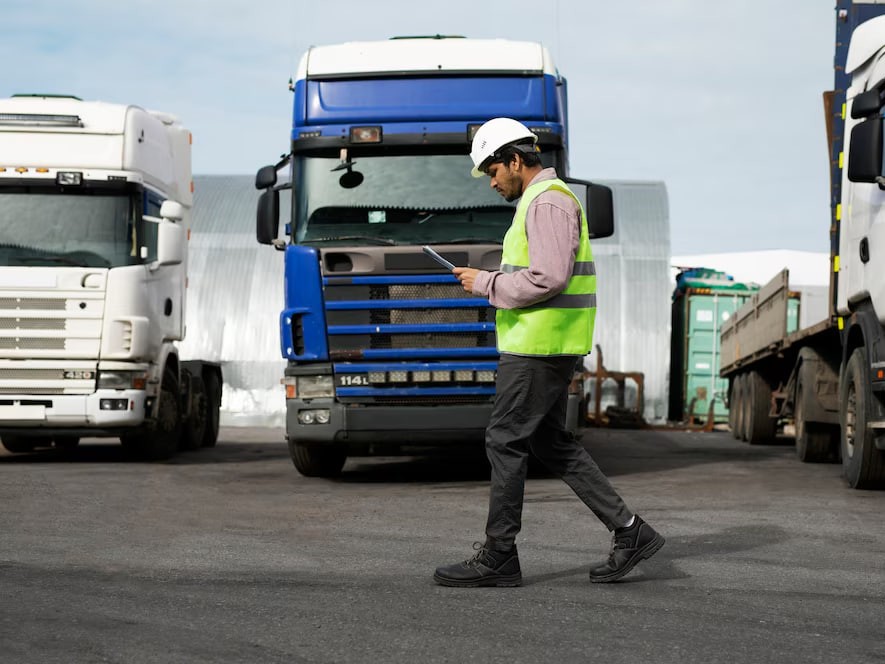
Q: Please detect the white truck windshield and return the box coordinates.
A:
[0,190,139,268]
[293,154,520,246]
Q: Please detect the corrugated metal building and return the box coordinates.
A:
[183,176,671,426]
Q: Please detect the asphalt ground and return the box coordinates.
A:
[1,426,884,664]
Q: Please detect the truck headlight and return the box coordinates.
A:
[97,371,147,390]
[296,375,334,399]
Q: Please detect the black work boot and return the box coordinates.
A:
[433,542,522,587]
[589,516,665,583]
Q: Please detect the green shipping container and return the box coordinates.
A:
[669,269,757,424]
[669,268,802,424]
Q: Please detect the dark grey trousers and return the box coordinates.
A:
[485,353,632,549]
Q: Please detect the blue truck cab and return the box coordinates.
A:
[255,36,613,476]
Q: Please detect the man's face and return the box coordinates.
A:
[485,158,523,202]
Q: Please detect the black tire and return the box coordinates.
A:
[728,377,739,438]
[179,376,207,451]
[288,438,346,477]
[121,370,181,461]
[746,371,777,445]
[840,347,885,489]
[201,371,221,448]
[1,435,37,453]
[794,378,832,463]
[54,436,80,450]
[735,374,750,442]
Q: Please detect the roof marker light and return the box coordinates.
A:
[56,171,83,186]
[350,126,382,143]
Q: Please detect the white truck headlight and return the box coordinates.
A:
[97,371,147,390]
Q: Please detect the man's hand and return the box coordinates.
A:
[453,267,479,293]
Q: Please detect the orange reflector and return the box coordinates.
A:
[187,229,191,241]
[189,132,192,145]
[0,167,5,172]
[190,180,194,193]
[132,377,146,389]
[879,370,884,380]
[15,167,27,173]
[36,167,49,173]
[285,384,296,399]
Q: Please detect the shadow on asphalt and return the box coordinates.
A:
[0,429,801,482]
[338,430,798,483]
[0,442,291,466]
[522,524,789,586]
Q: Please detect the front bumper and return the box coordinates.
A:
[0,389,148,435]
[285,398,493,445]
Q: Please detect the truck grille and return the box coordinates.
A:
[321,274,498,403]
[0,281,104,394]
[0,293,103,359]
[324,278,495,355]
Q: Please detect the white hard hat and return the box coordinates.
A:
[469,117,538,177]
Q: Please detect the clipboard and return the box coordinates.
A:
[422,245,456,271]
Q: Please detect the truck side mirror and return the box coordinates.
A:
[847,117,885,183]
[563,178,615,239]
[256,189,280,244]
[159,200,184,221]
[156,221,185,266]
[851,88,883,119]
[255,165,277,190]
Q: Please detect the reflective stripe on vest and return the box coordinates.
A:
[495,178,597,356]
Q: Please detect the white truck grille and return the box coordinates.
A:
[0,281,105,394]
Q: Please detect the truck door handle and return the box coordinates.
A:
[860,237,870,264]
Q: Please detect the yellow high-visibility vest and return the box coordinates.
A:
[496,178,596,356]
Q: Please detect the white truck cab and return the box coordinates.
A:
[0,95,220,458]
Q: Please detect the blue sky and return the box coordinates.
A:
[4,0,836,255]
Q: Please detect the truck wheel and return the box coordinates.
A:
[1,435,38,453]
[729,376,744,439]
[121,370,181,460]
[746,371,777,445]
[54,436,80,450]
[288,438,347,477]
[736,374,750,441]
[795,380,831,463]
[179,375,207,451]
[201,371,221,448]
[840,347,885,489]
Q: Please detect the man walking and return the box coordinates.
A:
[433,118,664,587]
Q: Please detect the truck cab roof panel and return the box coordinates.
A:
[298,38,556,80]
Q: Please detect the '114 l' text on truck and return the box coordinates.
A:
[0,95,221,459]
[255,36,613,477]
[720,1,885,489]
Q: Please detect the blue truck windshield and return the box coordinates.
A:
[293,154,517,245]
[0,190,139,268]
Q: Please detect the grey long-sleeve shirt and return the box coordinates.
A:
[472,168,582,309]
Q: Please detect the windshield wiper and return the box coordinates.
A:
[305,235,398,246]
[442,238,503,245]
[17,250,111,268]
[18,255,88,267]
